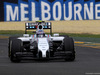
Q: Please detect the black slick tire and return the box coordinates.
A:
[64,36,75,61]
[9,39,22,62]
[8,37,18,57]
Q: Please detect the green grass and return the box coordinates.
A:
[0,30,25,34]
[0,30,100,38]
[59,33,100,38]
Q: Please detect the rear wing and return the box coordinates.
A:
[25,22,52,35]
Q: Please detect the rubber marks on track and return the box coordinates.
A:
[75,41,100,49]
[0,36,9,39]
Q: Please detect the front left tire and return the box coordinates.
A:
[64,37,75,61]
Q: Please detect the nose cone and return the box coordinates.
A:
[38,38,49,57]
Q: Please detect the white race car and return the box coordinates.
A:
[8,21,75,62]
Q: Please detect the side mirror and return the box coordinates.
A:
[23,34,29,37]
[53,33,59,37]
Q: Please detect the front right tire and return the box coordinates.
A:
[8,37,18,57]
[9,39,22,62]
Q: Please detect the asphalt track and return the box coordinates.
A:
[0,39,100,75]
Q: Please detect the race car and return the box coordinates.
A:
[8,21,75,62]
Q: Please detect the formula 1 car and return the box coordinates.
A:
[8,21,75,62]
